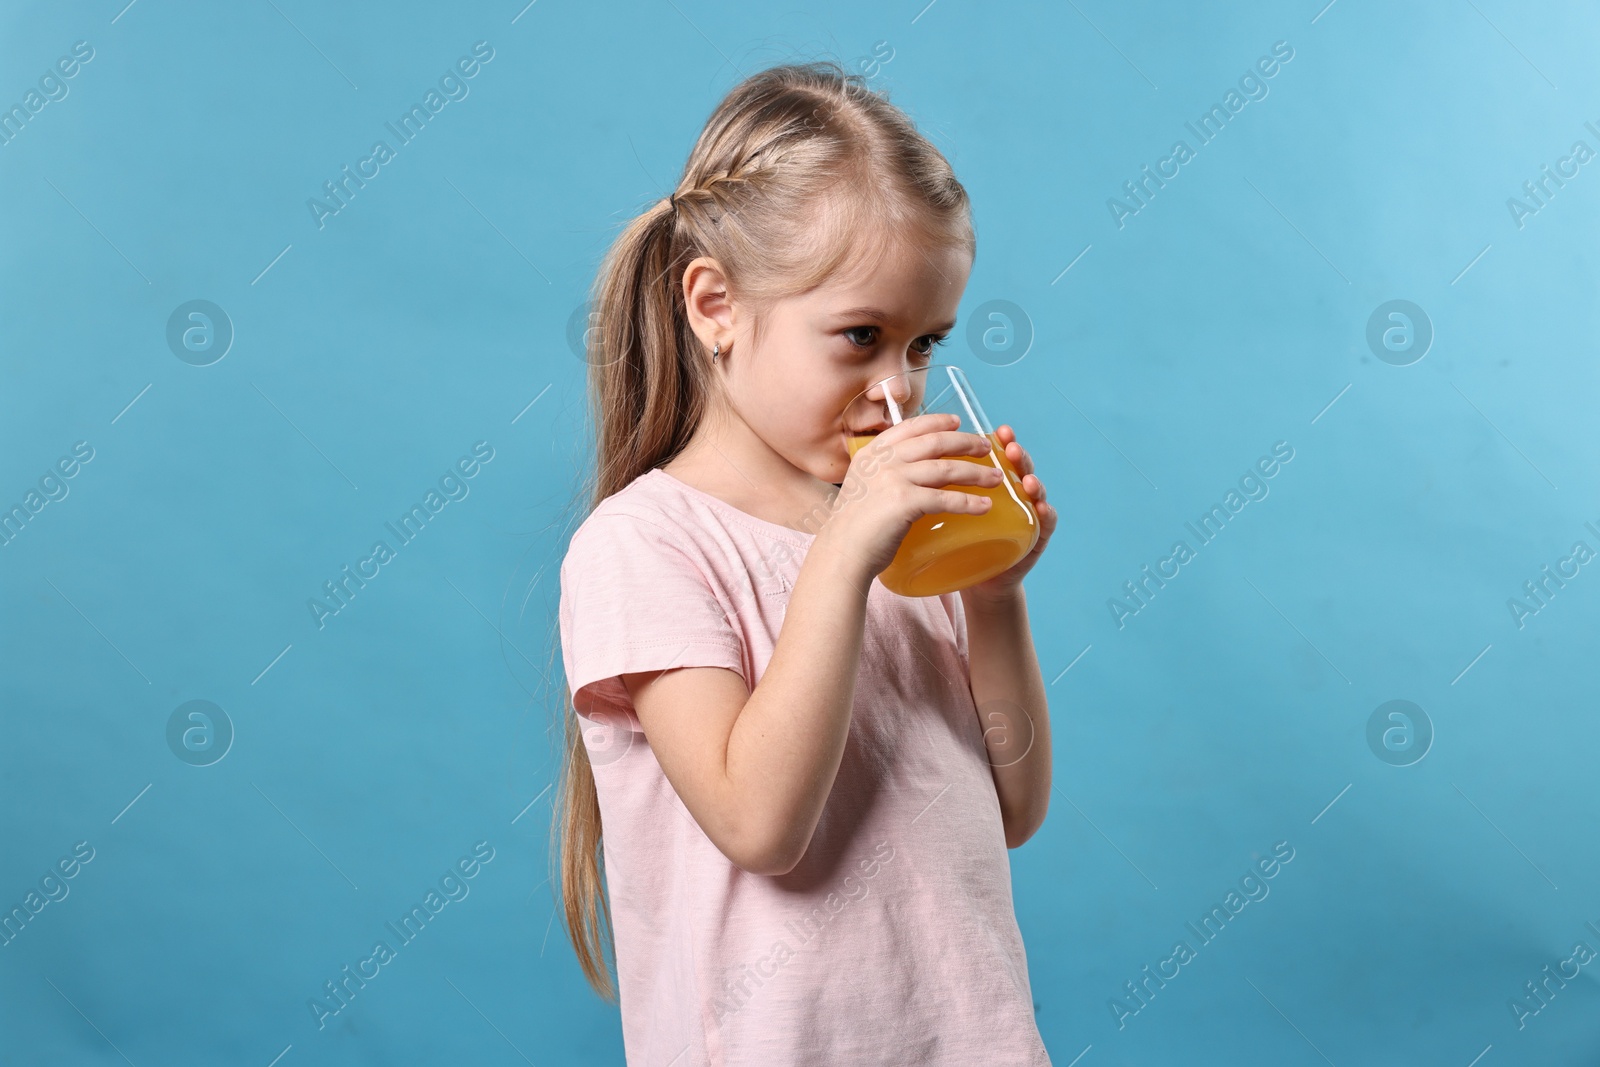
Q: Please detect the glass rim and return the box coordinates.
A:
[839,362,992,436]
[841,361,972,407]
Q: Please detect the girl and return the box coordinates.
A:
[554,61,1058,1065]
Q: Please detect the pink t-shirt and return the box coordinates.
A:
[558,466,1051,1066]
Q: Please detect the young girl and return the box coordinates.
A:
[554,61,1058,1065]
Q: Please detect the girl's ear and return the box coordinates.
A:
[682,255,735,352]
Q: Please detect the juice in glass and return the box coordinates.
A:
[846,430,1039,597]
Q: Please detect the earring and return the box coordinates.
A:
[712,342,721,365]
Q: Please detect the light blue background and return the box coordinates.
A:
[3,0,1597,1063]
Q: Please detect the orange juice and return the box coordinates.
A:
[846,431,1039,597]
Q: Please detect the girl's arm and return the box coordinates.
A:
[961,586,1052,848]
[623,540,874,876]
[622,418,1001,876]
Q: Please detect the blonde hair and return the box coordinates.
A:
[550,59,975,1001]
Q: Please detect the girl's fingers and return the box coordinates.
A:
[1024,474,1045,502]
[996,426,1039,483]
[1006,440,1034,476]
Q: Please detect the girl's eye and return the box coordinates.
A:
[844,327,949,359]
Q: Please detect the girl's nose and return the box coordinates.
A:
[847,360,929,433]
[863,370,918,409]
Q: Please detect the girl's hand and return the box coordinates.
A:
[819,412,1004,585]
[960,424,1057,607]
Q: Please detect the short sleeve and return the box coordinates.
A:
[558,511,747,724]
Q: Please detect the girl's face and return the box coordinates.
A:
[718,234,974,485]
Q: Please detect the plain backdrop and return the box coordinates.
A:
[2,0,1597,1063]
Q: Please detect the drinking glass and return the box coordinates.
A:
[840,364,1039,597]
